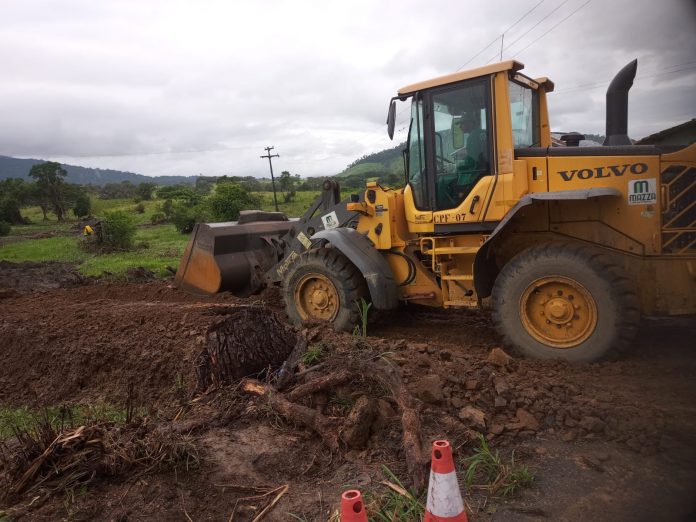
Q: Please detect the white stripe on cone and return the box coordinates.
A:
[426,469,465,518]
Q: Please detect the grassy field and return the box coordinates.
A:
[256,190,353,216]
[0,190,332,279]
[257,190,320,216]
[1,224,189,277]
[90,198,161,225]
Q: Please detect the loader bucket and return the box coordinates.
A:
[175,212,294,297]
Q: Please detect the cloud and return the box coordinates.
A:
[0,0,694,177]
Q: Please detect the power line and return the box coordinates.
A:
[512,0,593,58]
[457,0,546,70]
[552,64,696,96]
[484,0,570,64]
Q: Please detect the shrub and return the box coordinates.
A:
[101,210,136,249]
[0,198,24,225]
[207,182,261,221]
[73,193,92,218]
[171,202,208,234]
[0,220,10,236]
[162,199,174,217]
[134,202,146,214]
[150,212,168,225]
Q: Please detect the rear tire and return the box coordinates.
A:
[283,248,367,331]
[491,242,640,362]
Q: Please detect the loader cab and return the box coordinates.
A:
[390,60,551,233]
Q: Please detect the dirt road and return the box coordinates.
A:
[1,278,694,521]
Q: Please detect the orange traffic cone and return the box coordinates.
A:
[425,440,468,522]
[341,489,368,522]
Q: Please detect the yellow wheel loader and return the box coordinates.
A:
[175,59,696,362]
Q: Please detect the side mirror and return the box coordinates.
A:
[386,100,396,140]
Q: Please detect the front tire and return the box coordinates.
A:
[283,248,367,331]
[491,242,639,362]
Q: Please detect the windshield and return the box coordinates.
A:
[432,79,490,210]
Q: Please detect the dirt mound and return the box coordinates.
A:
[0,261,88,296]
[380,337,670,456]
[0,282,249,408]
[124,266,157,282]
[1,283,695,521]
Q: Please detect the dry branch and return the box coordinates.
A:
[1,419,198,503]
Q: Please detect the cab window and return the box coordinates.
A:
[509,80,539,148]
[432,79,490,210]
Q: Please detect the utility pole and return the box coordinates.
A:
[260,146,280,212]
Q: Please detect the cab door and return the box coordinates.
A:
[426,77,495,229]
[403,95,435,233]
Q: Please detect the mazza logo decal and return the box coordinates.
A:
[628,178,657,205]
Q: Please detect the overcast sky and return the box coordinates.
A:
[1,0,695,178]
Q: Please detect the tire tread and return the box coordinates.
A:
[492,241,640,362]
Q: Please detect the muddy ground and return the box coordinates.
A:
[0,268,695,521]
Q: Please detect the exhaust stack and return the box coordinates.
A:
[603,59,637,146]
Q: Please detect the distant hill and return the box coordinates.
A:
[0,155,195,186]
[336,143,405,180]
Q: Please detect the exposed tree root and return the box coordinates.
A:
[195,308,297,390]
[197,312,427,492]
[362,360,427,492]
[241,355,427,492]
[287,369,353,402]
[240,379,341,451]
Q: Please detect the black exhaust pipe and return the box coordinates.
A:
[603,59,637,146]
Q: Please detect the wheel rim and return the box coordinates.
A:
[294,273,340,321]
[519,276,598,349]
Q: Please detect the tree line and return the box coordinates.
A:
[0,162,93,224]
[0,159,406,237]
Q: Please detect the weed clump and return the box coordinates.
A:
[463,434,534,496]
[0,408,198,510]
[361,465,425,521]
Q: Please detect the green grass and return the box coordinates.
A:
[80,225,188,277]
[0,235,87,263]
[338,162,385,178]
[2,189,351,279]
[7,221,73,237]
[354,298,372,337]
[90,197,161,225]
[367,465,425,521]
[256,190,322,217]
[0,403,134,440]
[463,434,534,497]
[255,190,353,217]
[300,344,326,366]
[0,224,189,278]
